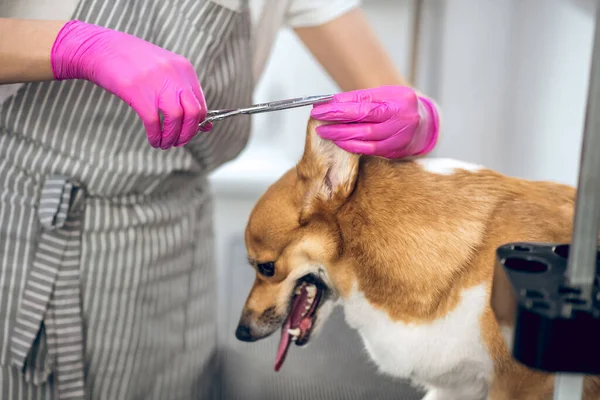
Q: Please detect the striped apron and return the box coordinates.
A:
[0,0,252,399]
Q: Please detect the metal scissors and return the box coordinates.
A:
[198,94,334,129]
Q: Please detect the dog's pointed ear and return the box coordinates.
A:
[296,118,360,224]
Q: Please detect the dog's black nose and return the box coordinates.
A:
[235,324,254,342]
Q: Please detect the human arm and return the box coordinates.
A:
[0,18,66,84]
[293,8,408,91]
[291,7,440,158]
[0,18,210,148]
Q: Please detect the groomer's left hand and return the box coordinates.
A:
[310,86,440,159]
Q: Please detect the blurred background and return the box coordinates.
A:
[210,0,596,398]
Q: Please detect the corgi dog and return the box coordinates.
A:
[234,118,600,399]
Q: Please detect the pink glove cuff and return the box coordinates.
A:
[414,96,440,156]
[51,20,86,80]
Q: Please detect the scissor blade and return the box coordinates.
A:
[257,94,335,112]
[200,94,334,127]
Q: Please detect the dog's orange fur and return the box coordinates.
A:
[241,118,600,399]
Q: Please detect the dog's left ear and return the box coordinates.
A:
[296,118,360,223]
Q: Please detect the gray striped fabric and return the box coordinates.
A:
[0,0,252,399]
[11,177,86,400]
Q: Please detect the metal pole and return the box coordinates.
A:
[408,0,423,85]
[554,375,585,400]
[554,374,583,400]
[565,1,600,293]
[554,3,600,400]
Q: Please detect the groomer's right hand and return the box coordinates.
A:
[51,20,212,149]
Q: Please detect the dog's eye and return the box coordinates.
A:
[257,262,275,277]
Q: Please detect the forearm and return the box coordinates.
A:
[294,8,408,91]
[0,18,67,84]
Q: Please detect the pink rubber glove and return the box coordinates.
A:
[51,20,212,149]
[310,86,440,159]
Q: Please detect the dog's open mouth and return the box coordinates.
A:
[274,274,327,371]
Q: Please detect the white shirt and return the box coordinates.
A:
[0,0,360,104]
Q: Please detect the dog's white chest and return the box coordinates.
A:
[341,284,493,386]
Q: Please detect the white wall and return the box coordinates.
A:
[428,0,518,172]
[432,0,595,185]
[505,0,594,184]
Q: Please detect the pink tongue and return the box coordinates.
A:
[274,287,309,371]
[274,316,292,371]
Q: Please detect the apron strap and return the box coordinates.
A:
[10,176,87,400]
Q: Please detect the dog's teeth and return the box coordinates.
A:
[294,287,302,295]
[301,306,310,317]
[306,285,316,296]
[288,328,300,337]
[303,295,315,314]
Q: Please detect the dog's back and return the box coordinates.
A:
[345,152,600,399]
